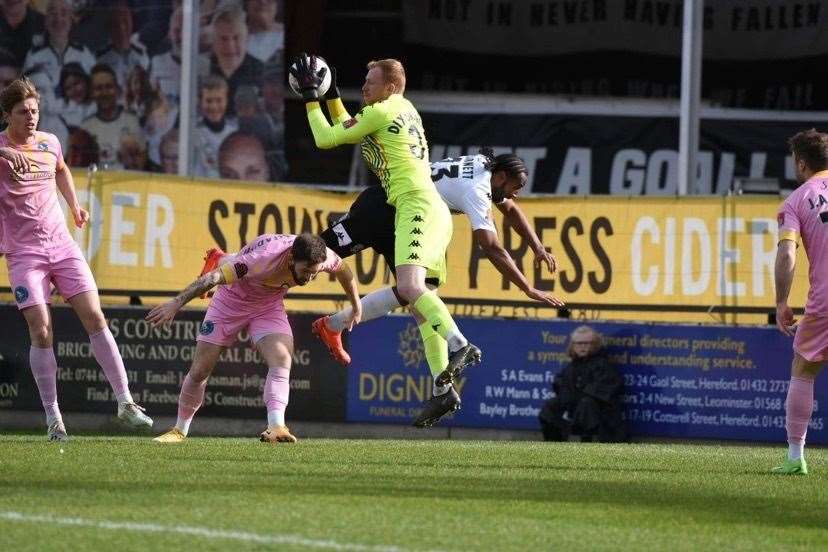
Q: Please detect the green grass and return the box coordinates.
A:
[0,436,826,551]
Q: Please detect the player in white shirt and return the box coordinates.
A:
[305,149,563,426]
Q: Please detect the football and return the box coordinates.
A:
[288,55,332,98]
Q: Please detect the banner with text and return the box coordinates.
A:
[0,171,809,316]
[346,316,827,443]
[0,305,346,423]
[424,113,815,194]
[402,1,828,109]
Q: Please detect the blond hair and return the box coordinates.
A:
[0,77,40,119]
[566,325,603,359]
[366,58,406,95]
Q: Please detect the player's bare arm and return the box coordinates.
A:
[147,269,225,326]
[333,262,362,330]
[774,239,797,336]
[0,145,30,173]
[55,164,89,229]
[496,199,557,274]
[473,228,564,308]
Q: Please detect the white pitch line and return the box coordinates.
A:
[0,511,446,552]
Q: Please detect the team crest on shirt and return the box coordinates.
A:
[199,320,215,335]
[37,141,49,151]
[343,118,358,129]
[14,286,29,303]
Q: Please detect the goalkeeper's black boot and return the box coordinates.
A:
[412,387,461,428]
[434,343,482,387]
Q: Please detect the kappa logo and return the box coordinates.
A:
[332,223,352,247]
[410,227,423,235]
[431,322,441,332]
[409,240,421,247]
[234,262,248,278]
[13,286,29,303]
[199,320,215,335]
[407,253,419,260]
[412,215,424,222]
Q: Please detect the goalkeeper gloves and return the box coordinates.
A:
[290,53,328,102]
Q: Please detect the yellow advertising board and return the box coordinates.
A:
[0,171,808,322]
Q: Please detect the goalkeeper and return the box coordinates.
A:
[291,54,480,424]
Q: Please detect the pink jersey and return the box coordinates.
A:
[215,233,342,306]
[0,131,73,254]
[778,171,828,315]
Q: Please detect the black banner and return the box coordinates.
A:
[424,113,810,194]
[0,305,346,422]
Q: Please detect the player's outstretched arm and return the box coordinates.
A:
[474,229,564,308]
[774,239,797,336]
[56,163,89,229]
[333,263,362,330]
[496,199,557,274]
[146,269,225,326]
[324,67,352,124]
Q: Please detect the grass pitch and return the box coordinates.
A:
[0,435,825,551]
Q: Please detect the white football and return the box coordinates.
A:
[288,55,332,98]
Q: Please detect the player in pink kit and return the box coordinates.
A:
[149,233,361,443]
[773,128,828,475]
[0,78,152,441]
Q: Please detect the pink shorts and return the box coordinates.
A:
[6,243,97,310]
[794,314,828,363]
[196,297,292,347]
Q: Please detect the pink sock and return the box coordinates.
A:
[30,346,61,422]
[176,374,207,434]
[786,376,814,448]
[264,367,290,426]
[89,328,131,402]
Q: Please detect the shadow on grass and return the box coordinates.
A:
[4,466,826,532]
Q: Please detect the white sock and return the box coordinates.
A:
[46,412,63,427]
[788,442,804,461]
[175,417,192,436]
[328,287,402,332]
[446,328,468,353]
[268,410,285,427]
[116,391,133,405]
[432,381,452,397]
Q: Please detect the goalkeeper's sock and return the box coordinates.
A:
[418,322,450,395]
[176,374,207,436]
[328,287,402,332]
[264,366,290,427]
[413,291,468,352]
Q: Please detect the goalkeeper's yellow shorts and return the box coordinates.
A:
[393,189,452,285]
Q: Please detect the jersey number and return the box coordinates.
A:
[408,125,426,160]
[431,164,459,182]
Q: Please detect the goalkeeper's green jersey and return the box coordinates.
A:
[306,94,433,206]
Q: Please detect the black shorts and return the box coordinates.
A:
[319,186,440,287]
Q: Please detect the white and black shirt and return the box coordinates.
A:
[431,154,500,234]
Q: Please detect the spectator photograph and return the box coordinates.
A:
[22,0,95,89]
[57,62,94,128]
[81,63,142,169]
[0,0,45,67]
[218,130,269,182]
[193,73,237,178]
[243,0,283,64]
[95,1,149,90]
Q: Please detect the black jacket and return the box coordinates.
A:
[552,352,624,408]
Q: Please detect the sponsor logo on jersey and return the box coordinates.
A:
[343,118,358,129]
[234,262,248,278]
[777,213,785,226]
[14,286,29,303]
